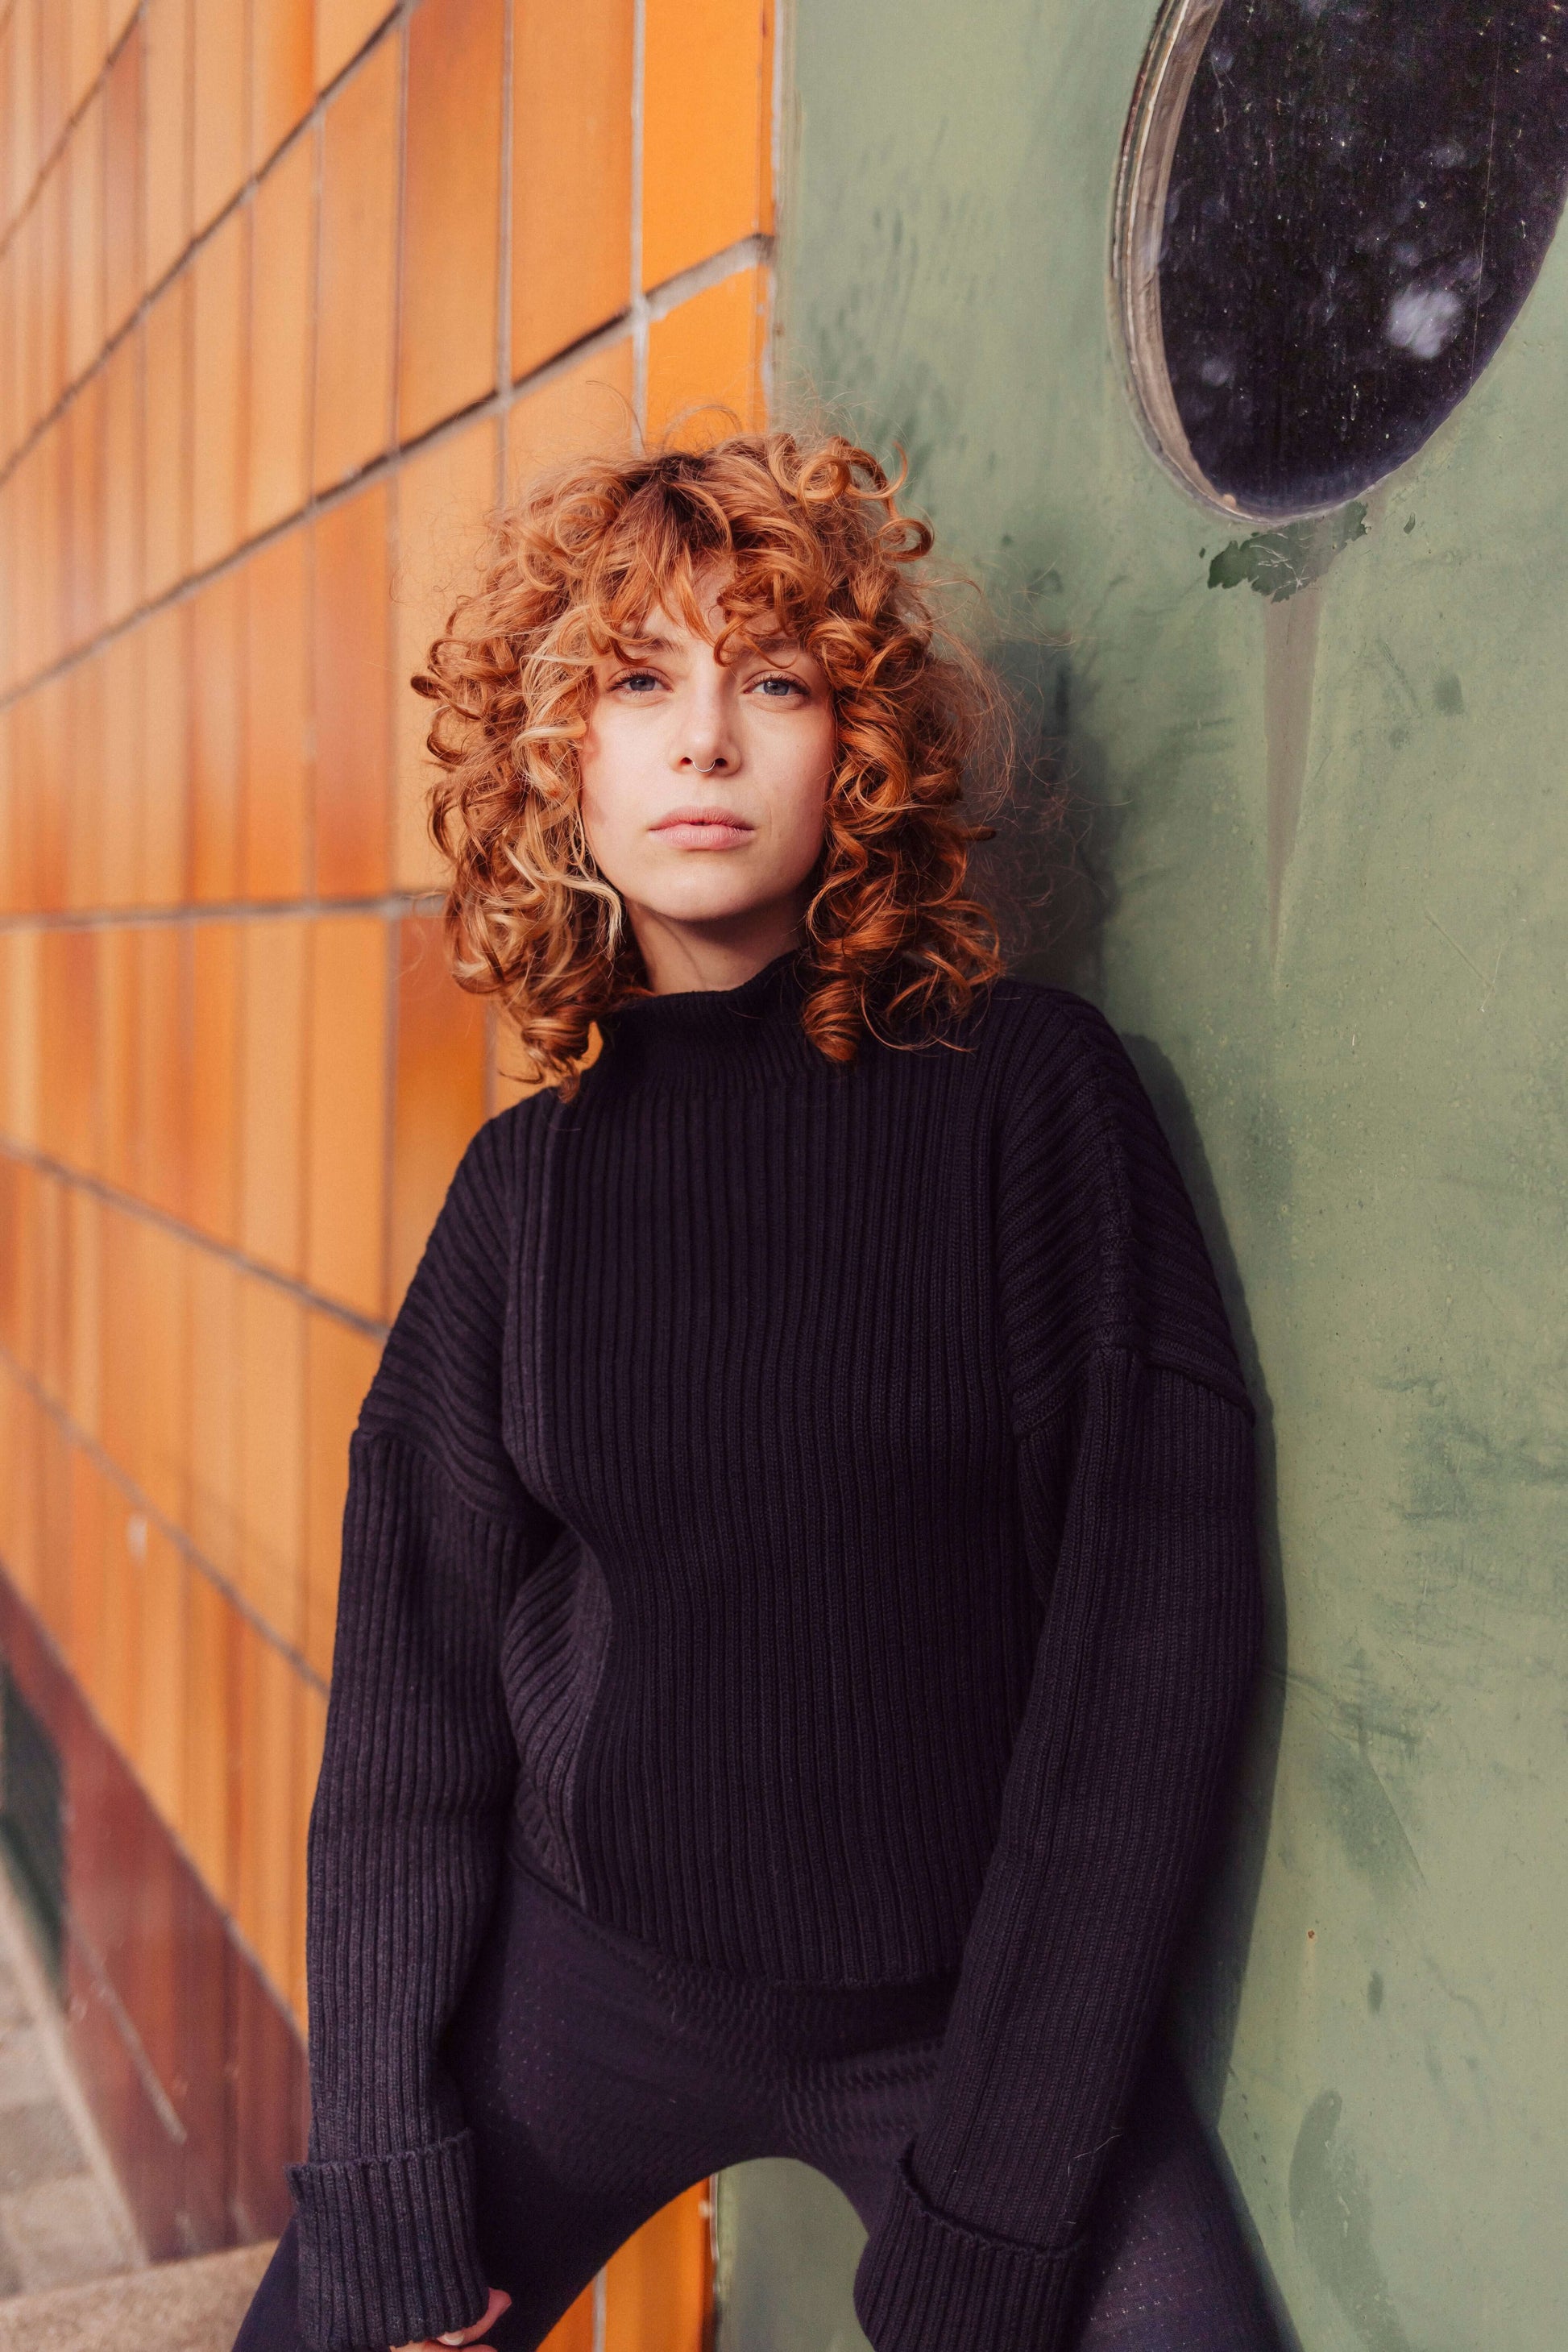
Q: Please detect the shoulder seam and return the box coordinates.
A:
[1012,1342,1256,1437]
[993,985,1135,1278]
[348,1421,540,1536]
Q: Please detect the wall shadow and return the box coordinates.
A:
[1121,1037,1298,2348]
[967,633,1122,997]
[974,633,1297,2342]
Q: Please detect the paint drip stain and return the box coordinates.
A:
[1318,1726,1425,1899]
[1288,2090,1412,2352]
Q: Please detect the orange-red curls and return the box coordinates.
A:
[413,427,1011,1093]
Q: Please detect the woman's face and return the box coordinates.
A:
[577,574,836,973]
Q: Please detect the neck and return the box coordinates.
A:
[626,894,808,995]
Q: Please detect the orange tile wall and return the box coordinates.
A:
[0,0,769,2322]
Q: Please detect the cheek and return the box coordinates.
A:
[576,713,637,846]
[769,710,836,825]
[790,715,837,839]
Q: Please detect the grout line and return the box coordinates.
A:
[496,0,515,469]
[0,1859,149,2275]
[0,230,769,724]
[0,1338,334,1699]
[0,886,442,932]
[643,236,772,325]
[493,305,648,411]
[176,0,197,609]
[0,1135,393,1346]
[321,0,406,116]
[630,0,648,429]
[69,1906,189,2148]
[178,0,196,346]
[378,905,400,1371]
[305,106,323,547]
[388,2,409,463]
[482,999,500,1125]
[766,0,791,422]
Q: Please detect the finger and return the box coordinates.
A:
[390,2282,514,2350]
[395,2339,497,2351]
[438,2285,514,2345]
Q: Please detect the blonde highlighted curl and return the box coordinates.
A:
[414,426,1010,1095]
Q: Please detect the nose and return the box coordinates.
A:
[677,734,731,775]
[671,661,739,777]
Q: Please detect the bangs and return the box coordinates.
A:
[580,457,844,662]
[414,426,1023,1095]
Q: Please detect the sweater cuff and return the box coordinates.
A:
[852,2145,1086,2352]
[288,2130,490,2352]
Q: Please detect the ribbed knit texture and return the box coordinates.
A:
[290,949,1263,2352]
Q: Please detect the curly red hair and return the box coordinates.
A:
[414,427,1009,1093]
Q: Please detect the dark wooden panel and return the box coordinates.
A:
[64,1927,189,2260]
[0,1566,305,2258]
[230,1935,306,2242]
[176,1862,236,2250]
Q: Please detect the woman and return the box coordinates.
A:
[234,430,1280,2352]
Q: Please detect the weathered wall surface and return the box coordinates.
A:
[763,3,1568,2347]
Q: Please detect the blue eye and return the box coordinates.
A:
[615,670,662,693]
[754,674,806,699]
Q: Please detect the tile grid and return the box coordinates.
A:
[0,1100,393,1599]
[630,0,647,421]
[0,1332,341,2018]
[0,48,774,2319]
[0,13,775,708]
[0,1327,332,2060]
[0,911,423,1366]
[0,13,775,1471]
[0,211,771,786]
[2,1235,353,1690]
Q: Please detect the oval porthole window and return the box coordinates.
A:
[1113,0,1568,520]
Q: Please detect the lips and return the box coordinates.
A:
[650,806,755,848]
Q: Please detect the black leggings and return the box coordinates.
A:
[234,1852,1281,2351]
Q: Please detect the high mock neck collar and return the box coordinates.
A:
[595,947,820,1085]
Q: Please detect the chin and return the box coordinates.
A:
[642,886,771,925]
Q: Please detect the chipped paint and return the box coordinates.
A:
[1263,580,1323,959]
[1288,2093,1413,2352]
[1208,504,1370,601]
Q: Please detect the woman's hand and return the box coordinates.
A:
[393,2285,512,2350]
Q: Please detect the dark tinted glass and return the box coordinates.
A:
[1159,1,1568,514]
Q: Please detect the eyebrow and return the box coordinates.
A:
[611,633,805,662]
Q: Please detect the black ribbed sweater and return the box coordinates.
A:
[289,949,1263,2352]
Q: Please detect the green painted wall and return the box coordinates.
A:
[715,5,1568,2349]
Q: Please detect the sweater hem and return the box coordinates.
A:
[852,2144,1085,2352]
[504,1834,961,2049]
[288,2129,489,2352]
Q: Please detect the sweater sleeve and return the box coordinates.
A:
[852,996,1265,2352]
[288,1109,562,2352]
